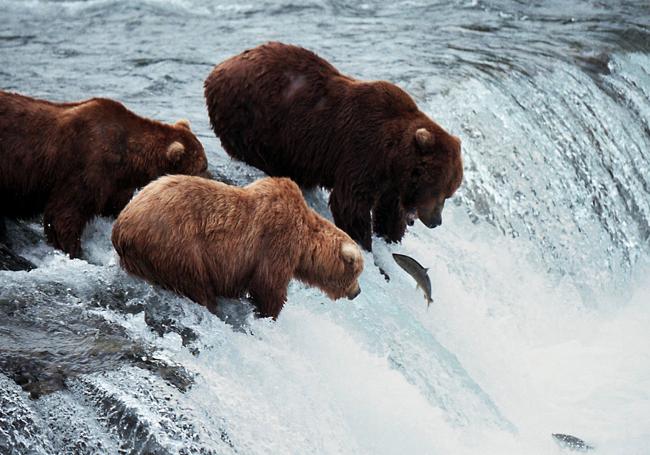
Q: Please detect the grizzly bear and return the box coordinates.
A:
[0,90,209,258]
[111,175,364,319]
[204,42,463,251]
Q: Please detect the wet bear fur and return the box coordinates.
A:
[0,90,209,258]
[112,175,364,319]
[204,42,463,250]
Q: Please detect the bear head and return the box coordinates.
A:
[164,119,210,178]
[297,220,364,301]
[125,119,208,180]
[396,123,463,229]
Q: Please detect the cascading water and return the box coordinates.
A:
[1,1,649,453]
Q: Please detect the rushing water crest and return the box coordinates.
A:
[1,1,649,454]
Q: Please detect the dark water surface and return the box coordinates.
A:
[1,1,649,453]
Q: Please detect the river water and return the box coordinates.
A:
[1,1,649,453]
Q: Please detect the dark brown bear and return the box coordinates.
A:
[0,90,209,258]
[112,175,364,319]
[204,42,463,251]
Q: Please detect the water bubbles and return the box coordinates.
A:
[1,1,649,453]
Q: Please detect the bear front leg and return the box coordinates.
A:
[330,187,372,251]
[249,273,289,320]
[102,187,135,218]
[372,188,407,243]
[44,196,91,259]
[0,217,6,243]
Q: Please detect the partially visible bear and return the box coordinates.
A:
[111,175,364,319]
[204,42,463,251]
[0,90,209,258]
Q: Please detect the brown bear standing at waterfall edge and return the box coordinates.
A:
[112,175,364,319]
[0,90,209,258]
[204,42,463,251]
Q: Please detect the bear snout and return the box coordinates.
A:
[417,197,444,229]
[347,284,361,300]
[420,212,442,228]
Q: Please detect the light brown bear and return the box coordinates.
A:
[0,90,209,258]
[111,175,364,319]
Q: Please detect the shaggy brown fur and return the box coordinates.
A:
[204,42,463,251]
[0,90,209,258]
[111,175,364,319]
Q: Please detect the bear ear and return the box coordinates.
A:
[415,128,435,152]
[166,141,185,162]
[176,119,191,130]
[341,242,361,265]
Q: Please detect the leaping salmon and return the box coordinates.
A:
[392,253,433,307]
